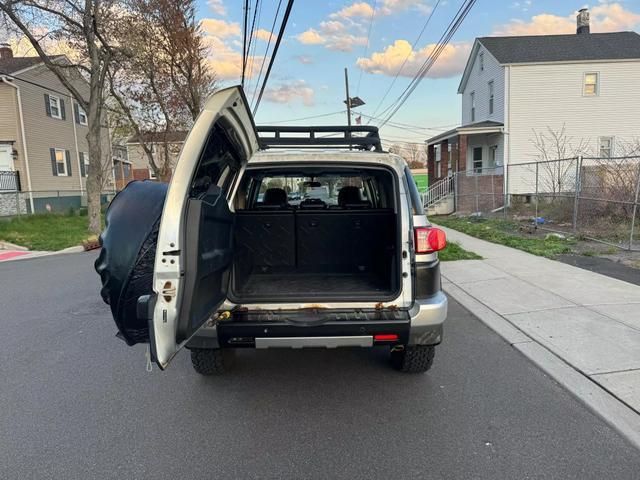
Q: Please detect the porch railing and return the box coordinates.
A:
[0,171,20,192]
[422,174,454,208]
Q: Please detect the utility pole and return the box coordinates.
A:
[344,67,351,127]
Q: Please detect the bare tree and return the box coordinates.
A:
[108,0,216,181]
[531,125,589,196]
[0,0,121,234]
[389,143,426,168]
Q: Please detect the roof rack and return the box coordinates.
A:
[256,125,383,152]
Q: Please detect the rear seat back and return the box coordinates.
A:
[235,208,395,272]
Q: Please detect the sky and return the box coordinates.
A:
[198,1,640,145]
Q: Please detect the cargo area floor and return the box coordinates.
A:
[237,272,391,297]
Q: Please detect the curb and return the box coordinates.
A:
[0,240,29,251]
[444,282,640,451]
[0,245,87,262]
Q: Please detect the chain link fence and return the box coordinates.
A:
[451,156,640,251]
[0,190,117,217]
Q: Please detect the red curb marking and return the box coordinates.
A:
[0,251,30,261]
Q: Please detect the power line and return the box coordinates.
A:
[367,0,441,121]
[355,0,377,96]
[259,110,346,124]
[245,0,263,96]
[251,0,283,108]
[377,0,476,127]
[241,0,250,87]
[253,0,295,115]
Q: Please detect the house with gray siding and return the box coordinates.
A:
[0,44,113,214]
[426,8,640,200]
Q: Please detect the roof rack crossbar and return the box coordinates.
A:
[256,125,383,152]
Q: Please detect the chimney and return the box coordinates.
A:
[577,8,590,34]
[0,43,13,60]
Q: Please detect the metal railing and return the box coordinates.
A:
[0,171,20,192]
[423,175,454,207]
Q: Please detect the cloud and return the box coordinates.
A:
[356,39,471,78]
[330,2,375,19]
[263,80,315,106]
[254,29,274,42]
[379,0,432,15]
[297,28,326,45]
[204,35,264,80]
[296,55,314,64]
[494,3,640,36]
[297,20,367,52]
[208,0,226,16]
[200,18,241,38]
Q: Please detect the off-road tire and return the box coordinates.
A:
[190,348,234,375]
[390,345,435,373]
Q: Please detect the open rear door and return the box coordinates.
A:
[143,86,258,369]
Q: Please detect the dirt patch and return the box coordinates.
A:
[556,254,640,286]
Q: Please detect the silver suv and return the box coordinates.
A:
[96,86,447,374]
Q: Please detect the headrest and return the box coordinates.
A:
[338,186,362,206]
[263,188,288,206]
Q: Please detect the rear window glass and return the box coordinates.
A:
[258,175,366,206]
[404,167,425,215]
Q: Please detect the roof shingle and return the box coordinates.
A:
[0,55,64,75]
[478,32,640,64]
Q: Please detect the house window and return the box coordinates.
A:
[470,91,475,122]
[447,143,453,175]
[149,168,157,179]
[435,144,442,177]
[584,73,599,96]
[488,81,494,115]
[78,105,88,125]
[49,95,62,119]
[479,52,484,72]
[599,137,614,157]
[55,148,67,176]
[472,147,483,173]
[123,162,131,178]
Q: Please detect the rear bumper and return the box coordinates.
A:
[407,291,447,345]
[186,291,447,349]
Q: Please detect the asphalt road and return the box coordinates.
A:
[2,252,640,480]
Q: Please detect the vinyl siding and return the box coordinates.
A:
[0,84,25,176]
[11,63,111,192]
[461,47,505,125]
[508,60,640,165]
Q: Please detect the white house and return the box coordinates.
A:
[427,8,640,193]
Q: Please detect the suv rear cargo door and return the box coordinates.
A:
[147,86,258,369]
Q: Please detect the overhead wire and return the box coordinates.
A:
[251,0,284,108]
[355,0,377,96]
[253,0,295,115]
[377,0,477,127]
[367,0,441,122]
[259,110,346,124]
[245,0,263,97]
[241,0,250,87]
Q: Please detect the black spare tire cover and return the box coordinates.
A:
[95,180,169,345]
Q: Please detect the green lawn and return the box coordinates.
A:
[0,214,97,251]
[438,241,482,261]
[434,216,574,258]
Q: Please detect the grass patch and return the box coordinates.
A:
[438,241,482,261]
[434,216,575,258]
[0,214,98,251]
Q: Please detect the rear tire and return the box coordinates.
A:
[190,348,234,375]
[390,345,435,373]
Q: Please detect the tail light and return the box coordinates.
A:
[414,227,446,254]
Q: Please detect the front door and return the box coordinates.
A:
[472,147,483,174]
[147,86,258,369]
[0,144,14,171]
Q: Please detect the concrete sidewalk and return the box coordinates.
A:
[439,226,640,419]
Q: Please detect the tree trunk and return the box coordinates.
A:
[86,105,103,235]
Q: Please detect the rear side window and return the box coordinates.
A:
[404,167,425,215]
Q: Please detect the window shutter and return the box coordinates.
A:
[50,148,58,176]
[45,94,51,117]
[65,150,72,176]
[80,152,86,177]
[74,103,80,124]
[60,99,66,120]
